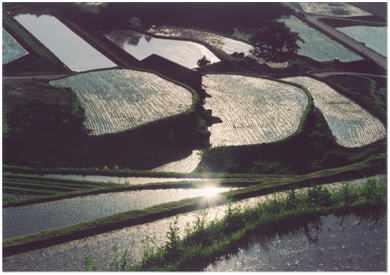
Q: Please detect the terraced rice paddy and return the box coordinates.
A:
[104,29,220,69]
[2,29,28,64]
[3,175,382,271]
[50,69,193,135]
[14,14,116,72]
[336,26,387,57]
[299,2,372,17]
[283,77,386,148]
[3,187,231,239]
[205,213,386,271]
[147,26,253,56]
[152,150,203,173]
[147,26,288,68]
[203,74,308,147]
[3,173,115,197]
[44,174,204,184]
[279,16,362,62]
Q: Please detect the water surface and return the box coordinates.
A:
[279,16,362,62]
[152,150,203,173]
[283,76,386,147]
[14,14,116,71]
[3,175,382,271]
[336,26,387,57]
[104,29,220,69]
[205,213,386,271]
[204,74,308,147]
[45,174,204,184]
[50,69,192,135]
[2,28,28,64]
[3,187,230,239]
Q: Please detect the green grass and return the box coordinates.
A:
[3,153,384,256]
[323,75,386,123]
[128,177,386,271]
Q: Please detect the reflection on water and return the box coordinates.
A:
[299,2,372,17]
[3,187,230,239]
[283,76,386,147]
[204,74,308,147]
[152,150,203,173]
[14,14,116,72]
[279,16,362,62]
[2,175,384,271]
[336,26,387,57]
[205,213,386,271]
[50,69,193,135]
[104,29,220,69]
[44,174,205,184]
[2,28,28,64]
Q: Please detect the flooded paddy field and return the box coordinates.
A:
[14,14,116,72]
[50,69,193,135]
[3,175,382,271]
[146,26,287,68]
[104,29,219,69]
[44,174,205,185]
[336,26,387,57]
[3,187,230,239]
[283,76,386,148]
[147,26,253,56]
[299,2,372,17]
[152,150,203,173]
[205,213,386,271]
[2,28,28,64]
[279,16,362,62]
[203,74,308,147]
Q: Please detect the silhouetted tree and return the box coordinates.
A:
[250,21,304,62]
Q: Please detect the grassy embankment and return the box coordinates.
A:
[3,66,209,169]
[72,67,210,170]
[3,153,385,257]
[196,73,386,175]
[126,177,386,271]
[322,75,386,123]
[3,80,88,167]
[3,12,69,75]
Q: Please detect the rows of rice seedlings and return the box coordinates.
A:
[2,28,28,64]
[282,76,386,148]
[3,174,115,197]
[336,26,387,57]
[152,150,203,173]
[203,74,308,147]
[147,25,253,56]
[3,187,231,239]
[44,174,204,184]
[299,2,372,17]
[104,29,220,69]
[3,175,383,271]
[50,69,193,135]
[14,14,116,72]
[278,16,362,62]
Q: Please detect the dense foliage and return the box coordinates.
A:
[3,80,88,167]
[249,21,304,62]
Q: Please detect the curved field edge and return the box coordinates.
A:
[128,26,242,62]
[49,66,200,138]
[3,153,384,257]
[131,178,386,271]
[203,72,315,143]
